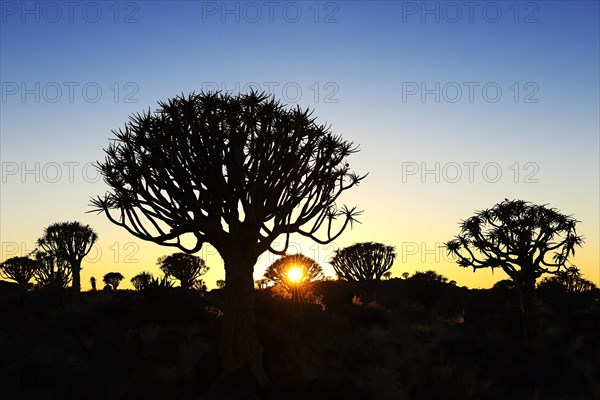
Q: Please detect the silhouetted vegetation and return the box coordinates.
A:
[37,221,98,294]
[264,254,324,294]
[411,270,448,283]
[0,256,38,288]
[33,251,71,289]
[103,272,124,290]
[331,242,396,300]
[157,253,209,290]
[446,199,582,347]
[0,274,597,400]
[91,91,364,383]
[131,271,154,291]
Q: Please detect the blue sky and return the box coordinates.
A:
[1,1,599,288]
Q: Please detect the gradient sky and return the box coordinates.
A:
[1,1,598,290]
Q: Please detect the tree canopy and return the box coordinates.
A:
[37,221,98,293]
[131,271,154,291]
[0,256,38,287]
[103,272,125,289]
[91,91,363,256]
[331,242,396,282]
[157,253,209,289]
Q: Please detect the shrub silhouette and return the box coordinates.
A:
[493,279,517,291]
[410,270,448,283]
[143,276,175,296]
[445,199,583,347]
[131,271,154,291]
[331,242,396,300]
[91,91,364,383]
[0,256,38,288]
[157,253,209,290]
[103,272,124,290]
[37,221,98,294]
[90,276,97,291]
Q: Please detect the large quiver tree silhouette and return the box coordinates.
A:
[0,256,38,288]
[445,199,582,346]
[37,222,97,294]
[331,242,396,299]
[157,253,209,289]
[91,91,364,384]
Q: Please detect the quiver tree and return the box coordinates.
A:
[0,256,38,288]
[445,199,583,346]
[331,242,396,300]
[33,251,72,289]
[264,253,324,301]
[131,271,154,291]
[37,222,98,293]
[91,91,364,384]
[103,272,124,289]
[157,253,209,289]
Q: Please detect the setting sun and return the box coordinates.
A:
[287,266,303,283]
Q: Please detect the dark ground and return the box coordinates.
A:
[0,278,598,400]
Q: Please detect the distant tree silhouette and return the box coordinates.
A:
[157,253,209,289]
[449,280,457,286]
[0,256,38,288]
[493,279,517,291]
[402,272,410,280]
[90,276,97,291]
[411,270,448,283]
[37,222,97,294]
[103,272,124,289]
[264,254,324,295]
[91,91,363,383]
[192,279,207,293]
[33,251,71,289]
[216,280,226,289]
[383,271,392,280]
[131,271,154,291]
[331,242,395,299]
[143,276,175,294]
[537,266,596,294]
[445,199,583,346]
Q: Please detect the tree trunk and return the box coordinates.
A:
[220,250,268,387]
[71,259,81,294]
[519,279,543,348]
